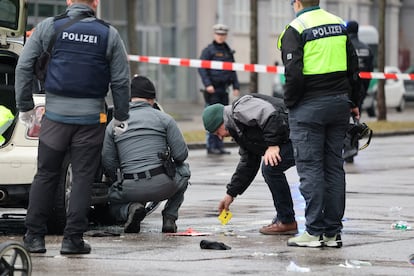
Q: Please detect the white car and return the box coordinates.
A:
[363,66,406,117]
[0,0,158,233]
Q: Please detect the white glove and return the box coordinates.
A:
[113,119,128,136]
[19,110,35,128]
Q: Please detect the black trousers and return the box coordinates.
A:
[25,117,105,238]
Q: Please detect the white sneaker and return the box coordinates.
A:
[287,231,323,247]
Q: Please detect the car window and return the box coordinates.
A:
[0,0,18,29]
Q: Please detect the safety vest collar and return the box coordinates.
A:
[290,8,345,34]
[295,6,320,18]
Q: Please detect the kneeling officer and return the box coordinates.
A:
[102,76,190,233]
[202,94,297,235]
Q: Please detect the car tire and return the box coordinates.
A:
[47,152,71,235]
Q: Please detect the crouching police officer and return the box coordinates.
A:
[202,94,298,235]
[102,76,191,234]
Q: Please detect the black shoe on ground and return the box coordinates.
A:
[207,148,231,155]
[23,235,46,253]
[207,148,221,155]
[162,216,177,233]
[124,203,146,233]
[218,149,231,155]
[60,236,91,255]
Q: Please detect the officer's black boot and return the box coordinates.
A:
[60,235,91,255]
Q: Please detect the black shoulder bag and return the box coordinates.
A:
[34,13,89,82]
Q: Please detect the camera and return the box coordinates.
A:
[348,121,371,143]
[343,118,373,159]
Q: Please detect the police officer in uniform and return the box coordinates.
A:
[343,20,374,162]
[15,0,130,254]
[346,20,374,108]
[198,24,240,155]
[102,76,190,234]
[278,0,361,248]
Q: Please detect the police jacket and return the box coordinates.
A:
[349,33,374,73]
[278,6,361,108]
[198,41,240,89]
[224,94,290,197]
[349,33,374,95]
[15,4,130,125]
[45,13,110,99]
[102,101,188,180]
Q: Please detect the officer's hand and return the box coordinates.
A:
[206,85,215,94]
[233,89,240,97]
[351,107,360,120]
[18,110,35,128]
[218,194,234,213]
[113,119,128,136]
[263,145,282,166]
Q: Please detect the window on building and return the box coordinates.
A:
[270,0,293,35]
[233,0,250,34]
[38,4,54,17]
[27,0,68,29]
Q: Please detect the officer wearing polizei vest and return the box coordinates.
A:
[346,20,374,105]
[343,20,374,163]
[15,0,130,254]
[278,0,361,248]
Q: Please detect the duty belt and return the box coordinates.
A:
[123,166,165,180]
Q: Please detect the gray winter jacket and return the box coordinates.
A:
[102,101,188,178]
[224,94,290,197]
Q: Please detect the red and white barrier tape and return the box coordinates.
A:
[128,55,414,80]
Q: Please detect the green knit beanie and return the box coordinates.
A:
[202,104,224,133]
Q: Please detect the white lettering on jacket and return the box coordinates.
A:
[311,25,342,38]
[61,32,98,44]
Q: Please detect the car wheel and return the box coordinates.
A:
[396,97,405,112]
[47,152,71,235]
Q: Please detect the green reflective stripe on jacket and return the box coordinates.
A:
[277,27,287,50]
[280,9,348,75]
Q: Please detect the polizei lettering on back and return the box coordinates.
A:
[302,24,345,42]
[311,25,342,38]
[61,32,99,44]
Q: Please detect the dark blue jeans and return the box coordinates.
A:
[261,141,296,224]
[288,94,349,237]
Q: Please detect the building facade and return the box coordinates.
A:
[25,0,414,104]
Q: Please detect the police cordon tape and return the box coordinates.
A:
[128,55,414,80]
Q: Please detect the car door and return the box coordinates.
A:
[0,0,27,40]
[384,66,405,111]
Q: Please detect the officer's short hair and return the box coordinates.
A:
[213,24,229,35]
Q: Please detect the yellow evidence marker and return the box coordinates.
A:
[218,210,233,225]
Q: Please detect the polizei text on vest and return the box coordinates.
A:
[61,32,99,44]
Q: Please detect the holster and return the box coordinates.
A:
[158,151,176,178]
